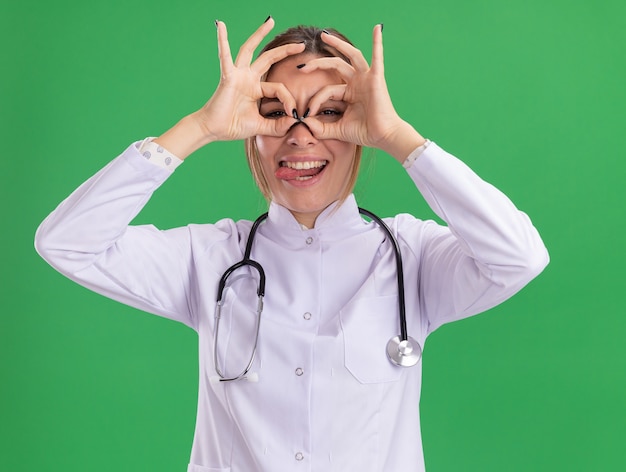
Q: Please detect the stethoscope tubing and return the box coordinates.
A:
[214,214,268,381]
[357,208,408,341]
[213,208,417,382]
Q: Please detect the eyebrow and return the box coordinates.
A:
[317,99,347,109]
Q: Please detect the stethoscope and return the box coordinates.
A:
[213,208,422,382]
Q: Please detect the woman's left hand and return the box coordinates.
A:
[301,25,426,163]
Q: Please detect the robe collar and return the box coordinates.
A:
[262,194,369,245]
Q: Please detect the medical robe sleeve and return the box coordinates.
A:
[403,143,549,332]
[34,142,223,329]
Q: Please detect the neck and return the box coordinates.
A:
[290,210,319,229]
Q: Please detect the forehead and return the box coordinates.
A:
[265,53,344,91]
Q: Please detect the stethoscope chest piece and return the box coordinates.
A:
[386,335,422,367]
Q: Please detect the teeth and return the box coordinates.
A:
[282,160,327,170]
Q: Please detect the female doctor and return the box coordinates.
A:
[35,18,549,472]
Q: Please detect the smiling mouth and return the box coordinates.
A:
[275,160,328,181]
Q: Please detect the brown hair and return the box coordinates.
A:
[245,25,363,201]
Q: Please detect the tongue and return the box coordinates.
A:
[275,166,322,180]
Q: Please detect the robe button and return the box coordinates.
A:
[295,367,304,376]
[295,452,304,461]
[305,236,313,245]
[303,312,312,320]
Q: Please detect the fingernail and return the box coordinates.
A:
[380,23,384,32]
[292,109,299,120]
[296,63,306,69]
[322,29,330,35]
[214,19,219,28]
[264,15,272,23]
[303,108,310,119]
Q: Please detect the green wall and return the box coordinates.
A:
[2,0,625,470]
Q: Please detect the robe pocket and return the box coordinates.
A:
[339,295,403,384]
[187,464,230,472]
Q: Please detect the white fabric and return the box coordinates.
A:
[402,139,431,168]
[138,137,184,170]
[35,141,548,471]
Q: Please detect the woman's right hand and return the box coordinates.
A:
[156,18,303,159]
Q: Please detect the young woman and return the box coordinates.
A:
[35,18,549,472]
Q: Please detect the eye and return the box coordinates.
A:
[262,109,288,119]
[317,108,343,122]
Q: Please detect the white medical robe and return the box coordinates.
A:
[35,141,549,471]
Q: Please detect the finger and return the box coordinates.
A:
[320,30,370,72]
[303,117,342,141]
[260,82,297,116]
[371,24,384,75]
[216,20,233,72]
[251,42,306,76]
[234,17,275,67]
[299,57,355,82]
[256,116,298,137]
[306,84,348,116]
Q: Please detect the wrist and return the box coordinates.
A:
[154,112,214,160]
[379,121,426,163]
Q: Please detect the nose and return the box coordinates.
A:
[287,121,317,147]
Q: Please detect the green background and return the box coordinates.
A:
[2,0,624,470]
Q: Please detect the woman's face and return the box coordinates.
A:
[255,53,357,228]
